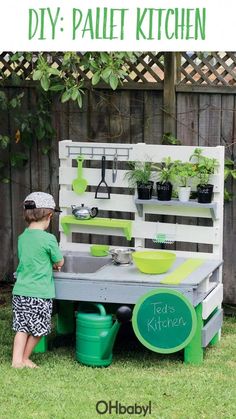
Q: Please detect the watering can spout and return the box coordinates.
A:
[101,306,132,360]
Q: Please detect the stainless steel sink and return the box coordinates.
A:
[61,252,110,274]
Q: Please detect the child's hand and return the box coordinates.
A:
[53,258,64,271]
[53,263,61,271]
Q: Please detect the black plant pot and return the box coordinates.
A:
[197,184,214,203]
[137,181,153,200]
[156,182,172,201]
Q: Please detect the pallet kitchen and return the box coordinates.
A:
[36,141,224,367]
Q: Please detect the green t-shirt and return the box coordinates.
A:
[13,228,63,299]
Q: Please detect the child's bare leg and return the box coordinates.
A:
[12,331,29,368]
[22,335,41,368]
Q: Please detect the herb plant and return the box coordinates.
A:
[190,148,219,186]
[172,161,196,187]
[125,161,152,187]
[152,157,175,184]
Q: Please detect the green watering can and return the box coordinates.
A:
[76,303,132,367]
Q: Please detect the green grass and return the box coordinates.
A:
[1,288,236,419]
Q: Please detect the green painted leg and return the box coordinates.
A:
[184,303,204,365]
[33,336,48,353]
[56,300,75,335]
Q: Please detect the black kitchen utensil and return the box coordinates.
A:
[95,155,111,199]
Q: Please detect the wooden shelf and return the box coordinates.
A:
[135,198,218,220]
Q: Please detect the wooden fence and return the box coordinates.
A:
[1,52,236,303]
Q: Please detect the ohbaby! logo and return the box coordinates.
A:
[96,400,152,416]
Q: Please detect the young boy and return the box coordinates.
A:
[12,192,64,368]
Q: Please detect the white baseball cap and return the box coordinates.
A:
[24,192,61,212]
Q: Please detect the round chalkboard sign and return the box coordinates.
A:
[132,289,197,354]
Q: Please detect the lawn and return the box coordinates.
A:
[1,286,236,419]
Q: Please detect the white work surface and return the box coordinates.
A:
[54,254,223,306]
[54,254,222,286]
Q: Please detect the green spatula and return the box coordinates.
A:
[72,155,88,195]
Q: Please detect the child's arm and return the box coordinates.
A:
[48,234,64,271]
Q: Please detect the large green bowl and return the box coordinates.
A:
[132,251,176,274]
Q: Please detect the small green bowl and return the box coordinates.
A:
[132,251,176,274]
[90,245,109,257]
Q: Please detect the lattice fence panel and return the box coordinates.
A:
[1,51,236,86]
[179,52,236,85]
[0,52,164,84]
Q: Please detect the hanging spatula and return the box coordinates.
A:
[72,155,88,195]
[95,155,110,199]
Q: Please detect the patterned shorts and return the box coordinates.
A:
[12,295,53,336]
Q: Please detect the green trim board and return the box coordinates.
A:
[132,289,197,354]
[160,258,205,285]
[61,216,132,241]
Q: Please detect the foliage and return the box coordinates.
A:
[0,52,137,183]
[171,161,197,187]
[0,85,55,182]
[152,157,175,184]
[190,148,219,186]
[84,52,137,90]
[29,52,137,107]
[125,161,152,186]
[163,133,232,202]
[224,158,236,202]
[162,133,182,145]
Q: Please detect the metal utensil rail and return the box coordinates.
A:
[65,144,133,160]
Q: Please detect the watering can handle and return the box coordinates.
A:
[93,303,106,316]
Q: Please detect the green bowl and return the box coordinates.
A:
[132,251,176,274]
[90,245,109,257]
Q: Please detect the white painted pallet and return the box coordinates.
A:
[59,141,224,267]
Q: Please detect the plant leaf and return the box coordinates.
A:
[71,88,78,101]
[225,158,234,167]
[33,70,42,81]
[48,67,60,76]
[61,90,71,103]
[109,74,119,90]
[224,167,231,180]
[77,94,83,108]
[92,71,101,86]
[230,169,236,179]
[41,75,50,91]
[0,135,10,149]
[10,152,28,168]
[1,177,10,184]
[102,68,112,80]
[50,84,65,92]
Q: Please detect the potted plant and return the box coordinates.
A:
[125,161,153,199]
[190,148,219,203]
[172,161,196,202]
[153,157,175,201]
